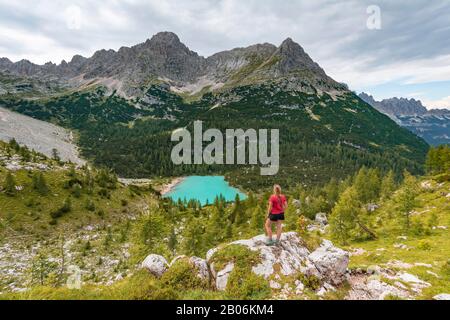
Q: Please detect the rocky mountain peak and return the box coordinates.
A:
[274,37,327,77]
[0,32,344,96]
[148,31,182,45]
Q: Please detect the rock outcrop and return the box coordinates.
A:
[208,233,349,291]
[141,232,349,295]
[309,240,349,285]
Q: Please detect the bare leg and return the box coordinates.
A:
[276,220,283,241]
[265,219,273,240]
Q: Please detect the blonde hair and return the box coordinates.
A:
[273,184,281,195]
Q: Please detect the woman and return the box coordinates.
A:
[265,184,287,246]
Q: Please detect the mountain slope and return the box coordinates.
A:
[0,107,84,164]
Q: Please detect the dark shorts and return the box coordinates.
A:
[268,213,285,221]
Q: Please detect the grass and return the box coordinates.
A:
[341,178,450,299]
[0,167,155,239]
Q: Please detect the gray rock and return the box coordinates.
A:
[189,256,210,282]
[308,240,349,285]
[215,262,234,291]
[141,254,168,277]
[315,213,328,225]
[208,232,349,291]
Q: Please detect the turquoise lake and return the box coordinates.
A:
[163,176,247,206]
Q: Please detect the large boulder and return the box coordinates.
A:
[141,254,168,277]
[308,240,349,285]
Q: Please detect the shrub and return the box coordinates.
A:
[50,197,72,219]
[160,260,208,291]
[32,172,49,195]
[441,259,450,276]
[296,273,321,291]
[85,200,96,212]
[302,232,322,251]
[297,215,309,236]
[150,286,180,300]
[210,245,260,271]
[225,266,270,300]
[72,183,82,198]
[98,188,110,199]
[417,239,432,251]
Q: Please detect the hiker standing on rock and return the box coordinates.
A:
[265,184,287,246]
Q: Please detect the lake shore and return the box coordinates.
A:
[160,177,184,195]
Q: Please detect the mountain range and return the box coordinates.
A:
[0,32,342,98]
[359,93,449,146]
[0,32,429,188]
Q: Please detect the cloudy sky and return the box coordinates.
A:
[1,0,450,109]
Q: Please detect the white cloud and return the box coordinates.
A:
[0,0,449,106]
[423,96,450,110]
[324,54,450,90]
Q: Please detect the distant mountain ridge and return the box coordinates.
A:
[359,92,450,146]
[0,32,342,98]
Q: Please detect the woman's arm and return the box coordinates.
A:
[267,199,273,215]
[283,197,288,211]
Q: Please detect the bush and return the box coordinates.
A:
[441,259,450,276]
[417,239,432,250]
[225,266,270,300]
[85,200,96,212]
[150,286,180,300]
[72,183,82,198]
[160,260,208,291]
[297,215,309,236]
[296,273,321,291]
[210,245,260,271]
[98,188,110,199]
[50,197,72,219]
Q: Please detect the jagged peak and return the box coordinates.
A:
[278,37,306,54]
[149,31,181,44]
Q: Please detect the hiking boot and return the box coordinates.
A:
[274,239,281,246]
[265,238,275,246]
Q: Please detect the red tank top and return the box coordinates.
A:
[270,194,286,214]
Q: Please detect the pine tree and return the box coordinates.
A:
[51,148,60,162]
[32,172,49,195]
[250,206,265,233]
[395,171,419,230]
[168,228,177,254]
[329,186,376,245]
[4,172,16,196]
[380,170,396,200]
[182,217,204,256]
[353,167,380,204]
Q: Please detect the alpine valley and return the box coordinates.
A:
[1,32,449,301]
[0,32,428,189]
